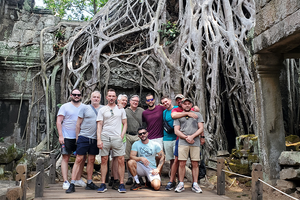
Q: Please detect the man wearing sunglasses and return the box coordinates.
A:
[173,98,204,194]
[96,89,127,193]
[128,127,165,191]
[66,91,103,193]
[57,89,85,190]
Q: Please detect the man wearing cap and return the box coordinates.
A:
[173,98,205,193]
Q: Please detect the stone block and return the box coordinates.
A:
[280,168,300,180]
[276,179,296,189]
[23,30,35,43]
[217,150,229,157]
[278,151,300,166]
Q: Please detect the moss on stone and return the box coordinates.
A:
[229,160,250,175]
[285,135,300,143]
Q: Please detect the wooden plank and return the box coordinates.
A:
[251,163,263,200]
[16,164,27,200]
[217,158,225,195]
[35,158,45,198]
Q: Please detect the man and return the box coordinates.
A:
[109,94,128,190]
[142,94,165,149]
[128,127,165,191]
[96,89,127,193]
[57,89,86,190]
[160,96,177,190]
[173,98,205,193]
[124,95,144,185]
[66,91,103,193]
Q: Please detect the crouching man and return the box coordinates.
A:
[128,127,165,191]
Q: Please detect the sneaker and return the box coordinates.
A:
[139,177,145,185]
[85,182,99,190]
[126,177,133,185]
[66,183,75,193]
[109,178,114,186]
[74,179,87,187]
[63,181,70,190]
[175,183,185,193]
[130,183,142,191]
[112,180,120,190]
[165,181,176,191]
[118,184,126,193]
[192,183,203,193]
[97,183,107,193]
[145,181,152,188]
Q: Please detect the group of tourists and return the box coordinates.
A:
[56,88,205,194]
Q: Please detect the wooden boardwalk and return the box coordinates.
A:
[35,182,231,200]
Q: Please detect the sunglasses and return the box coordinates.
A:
[146,98,154,102]
[110,109,114,116]
[138,132,147,136]
[72,93,81,97]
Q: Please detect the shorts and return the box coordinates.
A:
[76,136,99,155]
[163,140,176,161]
[125,134,140,159]
[174,139,179,157]
[178,145,200,161]
[110,141,126,158]
[136,162,161,182]
[100,134,125,157]
[62,138,77,155]
[150,137,163,150]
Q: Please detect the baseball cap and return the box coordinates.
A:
[175,94,185,100]
[181,98,193,103]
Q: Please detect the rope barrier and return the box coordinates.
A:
[26,171,40,181]
[258,179,299,200]
[44,164,53,171]
[221,169,252,179]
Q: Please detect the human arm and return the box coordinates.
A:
[97,120,104,149]
[171,111,198,119]
[121,118,127,139]
[75,117,83,141]
[174,125,188,140]
[56,115,64,144]
[152,150,165,175]
[186,122,204,144]
[193,106,200,112]
[130,150,150,166]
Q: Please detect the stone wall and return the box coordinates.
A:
[0,0,60,148]
[253,0,300,53]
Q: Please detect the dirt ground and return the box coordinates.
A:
[204,169,300,200]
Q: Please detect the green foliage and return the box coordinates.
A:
[158,21,180,46]
[42,0,108,20]
[55,30,64,40]
[0,137,4,142]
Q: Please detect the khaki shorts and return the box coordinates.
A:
[178,145,200,161]
[100,134,125,157]
[125,134,140,159]
[163,140,176,161]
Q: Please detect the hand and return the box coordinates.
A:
[151,168,160,175]
[97,140,103,149]
[59,135,64,144]
[186,135,195,144]
[117,104,123,109]
[188,112,198,119]
[141,157,150,166]
[200,137,205,145]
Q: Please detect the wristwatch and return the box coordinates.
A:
[200,136,205,138]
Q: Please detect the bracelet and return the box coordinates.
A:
[200,136,205,138]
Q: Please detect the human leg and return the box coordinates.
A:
[100,156,108,183]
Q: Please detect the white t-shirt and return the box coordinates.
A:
[57,102,85,139]
[96,105,127,137]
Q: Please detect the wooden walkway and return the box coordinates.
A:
[35,182,231,200]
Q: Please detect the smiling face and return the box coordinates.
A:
[175,98,183,108]
[161,98,172,109]
[106,91,117,105]
[138,128,148,141]
[130,96,139,109]
[71,89,82,103]
[146,95,155,108]
[118,96,128,108]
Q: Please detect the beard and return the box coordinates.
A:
[71,98,81,103]
[147,103,154,108]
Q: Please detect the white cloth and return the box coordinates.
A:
[96,105,127,137]
[57,102,85,139]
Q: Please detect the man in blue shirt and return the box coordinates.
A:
[128,127,165,191]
